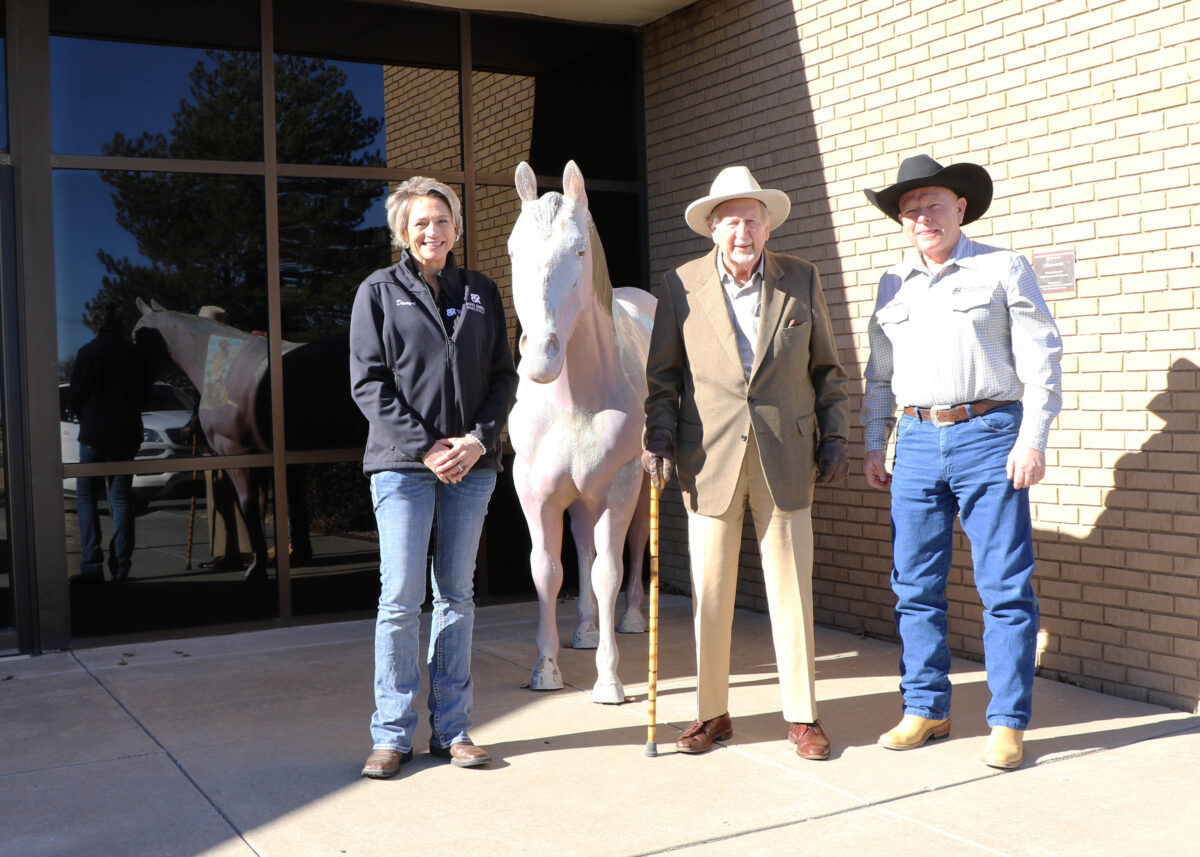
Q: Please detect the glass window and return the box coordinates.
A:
[50,0,262,160]
[472,16,639,182]
[0,0,8,153]
[51,39,263,161]
[278,177,391,341]
[473,70,535,177]
[54,169,269,464]
[275,0,461,172]
[65,465,280,635]
[289,461,379,617]
[473,183,520,349]
[275,56,386,167]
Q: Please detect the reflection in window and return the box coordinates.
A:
[290,461,380,618]
[473,71,535,176]
[474,184,521,348]
[382,66,462,174]
[65,467,279,637]
[276,56,385,167]
[55,168,268,473]
[54,169,269,365]
[0,26,8,153]
[278,178,390,341]
[274,0,461,173]
[471,16,639,182]
[51,39,263,160]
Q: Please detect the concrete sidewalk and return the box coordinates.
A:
[2,595,1198,857]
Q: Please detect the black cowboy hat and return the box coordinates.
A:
[864,154,993,225]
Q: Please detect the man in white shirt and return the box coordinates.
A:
[862,155,1062,770]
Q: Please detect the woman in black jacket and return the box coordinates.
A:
[350,177,518,779]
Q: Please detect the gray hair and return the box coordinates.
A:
[385,177,463,249]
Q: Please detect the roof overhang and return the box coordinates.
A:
[409,0,694,26]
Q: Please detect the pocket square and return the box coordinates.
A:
[786,318,799,328]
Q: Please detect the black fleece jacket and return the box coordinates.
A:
[349,251,518,475]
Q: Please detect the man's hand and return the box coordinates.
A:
[1006,446,1045,490]
[640,428,675,490]
[863,449,892,490]
[814,437,849,484]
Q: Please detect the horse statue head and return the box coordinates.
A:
[509,160,614,384]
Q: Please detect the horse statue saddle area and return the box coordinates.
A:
[507,161,657,704]
[133,298,366,582]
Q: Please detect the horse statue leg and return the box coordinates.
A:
[523,498,566,690]
[226,466,271,583]
[567,500,600,649]
[589,475,640,704]
[617,476,650,634]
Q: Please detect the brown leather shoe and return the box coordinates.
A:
[675,713,733,754]
[787,720,831,760]
[361,748,412,779]
[430,741,492,767]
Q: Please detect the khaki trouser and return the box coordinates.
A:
[685,428,818,724]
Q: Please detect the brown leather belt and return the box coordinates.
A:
[903,399,1013,427]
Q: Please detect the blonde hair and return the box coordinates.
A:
[385,177,463,249]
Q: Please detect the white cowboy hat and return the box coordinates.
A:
[684,166,792,236]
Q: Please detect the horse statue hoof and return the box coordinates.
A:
[617,609,647,634]
[572,623,600,649]
[530,656,563,691]
[591,679,625,705]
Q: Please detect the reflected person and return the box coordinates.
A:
[351,177,518,779]
[69,298,149,583]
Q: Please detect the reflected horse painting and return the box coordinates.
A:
[133,298,366,581]
[507,161,657,703]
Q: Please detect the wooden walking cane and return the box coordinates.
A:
[645,480,661,757]
[184,431,198,570]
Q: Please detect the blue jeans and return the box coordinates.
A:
[76,442,138,579]
[369,467,496,752]
[889,403,1038,730]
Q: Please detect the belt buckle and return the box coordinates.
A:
[930,404,956,428]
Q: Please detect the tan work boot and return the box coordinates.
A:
[877,715,951,750]
[982,726,1024,769]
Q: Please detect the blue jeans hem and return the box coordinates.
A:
[986,716,1028,730]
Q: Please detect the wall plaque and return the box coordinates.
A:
[1032,249,1075,293]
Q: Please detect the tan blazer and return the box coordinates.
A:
[645,247,849,516]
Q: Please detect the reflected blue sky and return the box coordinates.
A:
[51,38,390,365]
[53,171,147,364]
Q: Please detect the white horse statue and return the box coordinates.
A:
[507,160,657,704]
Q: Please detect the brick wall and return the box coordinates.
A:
[642,0,1200,711]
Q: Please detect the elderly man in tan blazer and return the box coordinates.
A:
[642,166,850,760]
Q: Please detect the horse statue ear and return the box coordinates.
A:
[150,299,166,312]
[562,160,588,210]
[136,297,151,315]
[515,161,538,203]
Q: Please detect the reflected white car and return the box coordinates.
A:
[61,382,203,504]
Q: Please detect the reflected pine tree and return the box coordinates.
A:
[87,51,390,341]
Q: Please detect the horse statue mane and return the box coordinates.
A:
[507,160,657,704]
[520,190,615,318]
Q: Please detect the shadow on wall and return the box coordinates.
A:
[1030,357,1200,710]
[642,0,853,596]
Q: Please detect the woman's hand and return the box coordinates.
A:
[423,436,485,484]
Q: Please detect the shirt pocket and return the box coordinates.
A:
[874,300,909,326]
[948,287,995,314]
